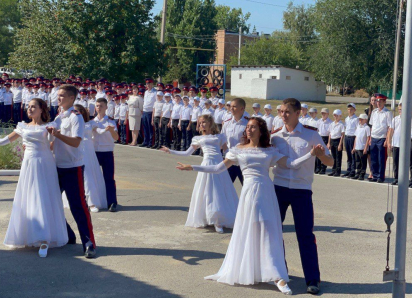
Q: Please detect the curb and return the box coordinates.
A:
[0,170,20,176]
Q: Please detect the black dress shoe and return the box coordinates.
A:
[369,178,378,182]
[377,179,385,183]
[84,244,96,259]
[68,238,76,244]
[307,281,320,295]
[109,203,117,212]
[314,169,320,174]
[351,175,359,180]
[139,144,147,148]
[341,173,349,178]
[318,171,326,175]
[333,173,340,177]
[358,175,365,180]
[391,180,398,185]
[327,172,335,177]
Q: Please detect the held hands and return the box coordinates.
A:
[176,162,193,171]
[159,146,170,154]
[47,127,61,138]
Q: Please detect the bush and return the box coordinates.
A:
[351,89,370,98]
[0,125,23,170]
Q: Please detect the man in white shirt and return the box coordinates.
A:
[160,93,174,148]
[369,94,393,183]
[214,99,226,131]
[342,103,358,178]
[2,83,13,123]
[50,78,61,119]
[315,108,332,174]
[299,103,311,125]
[179,96,193,151]
[140,78,157,147]
[171,95,183,150]
[48,84,96,258]
[221,97,249,184]
[190,97,202,138]
[152,91,165,149]
[271,98,333,295]
[11,79,23,123]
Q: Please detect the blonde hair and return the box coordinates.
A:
[199,114,219,135]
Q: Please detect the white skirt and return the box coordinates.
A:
[128,115,142,130]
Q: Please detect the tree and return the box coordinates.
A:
[0,0,21,66]
[9,0,165,81]
[214,5,251,33]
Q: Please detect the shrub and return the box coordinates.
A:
[0,124,23,170]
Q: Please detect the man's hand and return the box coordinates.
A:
[105,125,115,132]
[383,140,387,148]
[351,148,355,154]
[313,145,325,157]
[338,144,343,151]
[363,148,368,155]
[186,126,190,131]
[49,127,61,138]
[178,125,181,131]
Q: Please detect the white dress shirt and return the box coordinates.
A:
[11,87,22,103]
[88,99,96,116]
[272,115,284,130]
[369,107,393,139]
[161,102,173,118]
[329,121,345,139]
[96,90,107,99]
[299,114,311,125]
[345,114,358,136]
[307,117,319,129]
[114,103,120,119]
[271,122,330,190]
[180,105,192,121]
[119,102,128,121]
[214,107,226,124]
[153,100,164,117]
[106,100,116,118]
[221,115,249,149]
[317,118,332,137]
[252,112,263,118]
[354,123,371,150]
[3,91,13,105]
[93,115,118,152]
[50,86,60,106]
[262,114,275,131]
[171,103,182,120]
[143,88,157,112]
[202,107,215,116]
[191,106,202,122]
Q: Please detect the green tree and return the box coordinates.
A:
[214,5,251,33]
[0,0,21,66]
[9,0,165,81]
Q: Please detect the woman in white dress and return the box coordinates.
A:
[127,86,144,146]
[176,117,324,295]
[160,114,238,233]
[0,98,68,257]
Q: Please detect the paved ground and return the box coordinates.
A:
[1,145,412,298]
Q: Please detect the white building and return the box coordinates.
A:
[231,65,326,101]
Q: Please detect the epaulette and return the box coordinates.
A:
[224,117,232,122]
[108,116,114,121]
[303,125,318,131]
[71,110,81,115]
[244,116,249,120]
[272,127,282,134]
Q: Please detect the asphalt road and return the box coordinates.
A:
[0,145,411,298]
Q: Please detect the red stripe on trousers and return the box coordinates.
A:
[77,167,96,247]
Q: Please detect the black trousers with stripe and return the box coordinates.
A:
[96,151,117,207]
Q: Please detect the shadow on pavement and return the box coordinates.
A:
[118,205,189,212]
[0,198,13,202]
[283,225,382,234]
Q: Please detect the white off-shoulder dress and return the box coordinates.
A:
[4,122,68,248]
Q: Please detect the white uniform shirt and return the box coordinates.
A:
[214,107,226,124]
[354,123,371,150]
[50,86,60,106]
[209,97,219,107]
[114,103,120,120]
[307,117,319,129]
[0,88,4,103]
[54,107,85,168]
[199,98,207,109]
[262,114,275,131]
[271,123,330,190]
[223,111,232,122]
[161,102,173,118]
[11,87,22,103]
[191,106,202,122]
[96,90,107,99]
[252,112,263,118]
[77,99,88,109]
[171,103,182,120]
[93,115,117,152]
[345,114,358,136]
[88,99,96,116]
[143,88,157,112]
[106,100,116,118]
[119,102,128,121]
[3,91,13,105]
[299,114,311,125]
[272,115,284,130]
[221,115,249,149]
[22,91,34,108]
[202,107,215,116]
[369,107,393,139]
[180,105,192,121]
[389,116,412,147]
[317,118,332,137]
[153,101,164,117]
[329,121,345,139]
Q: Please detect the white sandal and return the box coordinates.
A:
[214,225,224,234]
[38,244,48,258]
[276,279,292,295]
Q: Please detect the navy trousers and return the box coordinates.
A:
[96,151,117,207]
[0,103,3,123]
[370,137,386,180]
[275,185,320,285]
[50,106,59,120]
[181,120,191,150]
[228,165,243,185]
[119,120,126,143]
[142,112,153,146]
[57,166,95,251]
[344,136,356,175]
[3,104,11,123]
[13,103,21,124]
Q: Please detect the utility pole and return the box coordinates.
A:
[391,0,404,111]
[158,0,167,83]
[393,0,411,296]
[238,26,242,65]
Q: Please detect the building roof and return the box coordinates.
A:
[231,65,312,73]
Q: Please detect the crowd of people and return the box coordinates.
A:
[0,71,405,296]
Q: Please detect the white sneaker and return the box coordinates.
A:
[90,206,99,213]
[214,225,224,234]
[38,244,48,258]
[276,280,292,295]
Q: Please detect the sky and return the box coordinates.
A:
[152,0,316,34]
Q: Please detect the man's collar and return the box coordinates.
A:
[282,122,302,134]
[61,106,74,119]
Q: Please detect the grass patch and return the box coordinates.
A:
[0,124,23,170]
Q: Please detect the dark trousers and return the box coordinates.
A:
[330,138,342,175]
[181,120,191,150]
[370,138,386,180]
[160,117,171,147]
[217,123,222,132]
[0,102,3,123]
[119,120,126,143]
[344,136,356,175]
[50,106,59,120]
[275,185,320,284]
[315,136,329,172]
[172,119,181,150]
[3,105,11,123]
[57,166,95,251]
[354,150,368,176]
[13,103,21,124]
[96,151,117,207]
[191,122,200,155]
[228,165,243,185]
[153,116,161,147]
[392,144,412,181]
[142,112,153,146]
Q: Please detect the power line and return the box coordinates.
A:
[244,0,287,8]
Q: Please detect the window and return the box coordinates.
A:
[304,77,309,81]
[271,76,277,79]
[259,74,262,78]
[286,76,291,80]
[239,74,242,79]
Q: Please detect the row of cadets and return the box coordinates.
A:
[250,103,283,132]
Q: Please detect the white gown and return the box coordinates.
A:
[63,122,107,209]
[4,122,68,248]
[205,145,289,285]
[186,134,238,228]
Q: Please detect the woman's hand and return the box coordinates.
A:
[176,162,193,171]
[159,146,170,153]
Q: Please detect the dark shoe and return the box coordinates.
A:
[327,172,335,177]
[109,203,117,212]
[319,171,326,175]
[314,169,320,174]
[369,178,378,182]
[348,174,355,179]
[409,182,412,188]
[139,144,147,148]
[358,175,365,180]
[391,180,398,185]
[351,175,359,180]
[341,172,349,178]
[307,281,320,295]
[333,173,340,177]
[84,244,96,259]
[151,145,158,149]
[121,142,126,145]
[377,179,385,183]
[68,237,76,245]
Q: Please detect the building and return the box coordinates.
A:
[231,65,326,102]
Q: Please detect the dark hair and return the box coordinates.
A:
[198,114,219,135]
[74,104,89,123]
[283,98,301,112]
[232,97,246,109]
[96,97,108,105]
[241,117,271,148]
[29,98,50,123]
[59,84,78,99]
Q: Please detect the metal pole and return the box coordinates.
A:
[158,0,167,83]
[238,27,242,65]
[393,0,411,296]
[391,0,404,111]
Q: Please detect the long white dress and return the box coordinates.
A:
[205,145,289,285]
[4,122,68,248]
[185,134,238,228]
[63,122,107,209]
